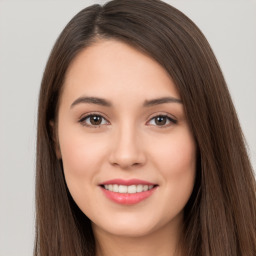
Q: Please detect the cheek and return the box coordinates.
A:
[150,128,196,202]
[59,129,106,177]
[152,129,196,175]
[61,140,92,179]
[58,126,109,203]
[58,130,110,214]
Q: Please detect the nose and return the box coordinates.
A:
[108,123,146,170]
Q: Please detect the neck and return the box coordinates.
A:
[93,214,184,256]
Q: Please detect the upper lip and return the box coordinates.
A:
[100,179,156,186]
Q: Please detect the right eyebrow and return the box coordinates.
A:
[70,96,112,109]
[143,97,182,107]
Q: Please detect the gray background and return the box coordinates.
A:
[0,1,255,255]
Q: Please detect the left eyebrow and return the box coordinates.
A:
[70,96,112,108]
[143,97,182,107]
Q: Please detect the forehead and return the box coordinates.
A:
[61,39,180,106]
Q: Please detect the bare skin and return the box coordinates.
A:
[56,39,196,256]
[94,211,184,256]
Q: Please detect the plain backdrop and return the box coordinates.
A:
[0,1,255,255]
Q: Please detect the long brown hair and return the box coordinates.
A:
[35,0,256,255]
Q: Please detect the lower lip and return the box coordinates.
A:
[100,186,158,205]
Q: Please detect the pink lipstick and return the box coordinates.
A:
[99,179,158,205]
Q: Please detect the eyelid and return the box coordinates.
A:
[147,111,177,121]
[146,113,177,127]
[78,112,177,128]
[78,112,110,127]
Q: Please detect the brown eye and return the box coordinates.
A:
[148,115,177,127]
[155,116,167,126]
[79,114,108,127]
[90,115,102,125]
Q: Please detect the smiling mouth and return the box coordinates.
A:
[100,184,158,205]
[99,179,159,205]
[101,184,157,194]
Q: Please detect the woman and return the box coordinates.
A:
[35,0,256,255]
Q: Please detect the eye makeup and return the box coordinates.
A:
[78,112,177,128]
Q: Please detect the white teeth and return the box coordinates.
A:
[119,185,127,193]
[137,184,143,192]
[128,185,136,194]
[113,184,118,192]
[143,185,148,191]
[103,184,155,193]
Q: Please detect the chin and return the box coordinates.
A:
[91,211,181,239]
[94,220,156,238]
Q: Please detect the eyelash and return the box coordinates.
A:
[78,112,177,128]
[79,113,109,128]
[147,115,177,127]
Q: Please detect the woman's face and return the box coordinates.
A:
[56,39,196,238]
